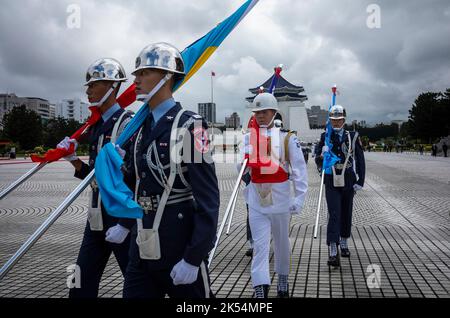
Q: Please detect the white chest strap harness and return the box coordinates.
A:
[135,110,192,260]
[331,131,360,187]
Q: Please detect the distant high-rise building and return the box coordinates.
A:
[49,104,56,119]
[391,120,404,133]
[306,105,328,128]
[0,93,54,123]
[391,120,404,126]
[56,98,89,123]
[198,102,216,124]
[225,112,240,129]
[26,97,53,121]
[0,93,21,123]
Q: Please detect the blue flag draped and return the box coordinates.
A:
[95,0,259,219]
[322,89,340,174]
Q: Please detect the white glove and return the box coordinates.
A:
[57,136,78,161]
[170,259,199,285]
[289,197,303,215]
[243,145,253,155]
[353,184,363,192]
[105,224,130,244]
[321,145,329,155]
[64,153,78,162]
[57,136,78,151]
[242,135,253,155]
[113,143,126,159]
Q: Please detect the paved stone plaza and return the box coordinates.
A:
[0,152,449,298]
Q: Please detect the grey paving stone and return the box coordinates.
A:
[0,153,449,298]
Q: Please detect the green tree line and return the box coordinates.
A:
[1,88,449,152]
[0,105,83,153]
[351,88,450,145]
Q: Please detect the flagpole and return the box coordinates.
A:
[313,85,337,239]
[211,71,214,105]
[209,158,248,267]
[313,172,325,239]
[226,183,240,235]
[0,162,47,200]
[0,170,94,280]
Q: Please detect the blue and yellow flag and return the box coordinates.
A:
[174,0,259,91]
[95,0,259,219]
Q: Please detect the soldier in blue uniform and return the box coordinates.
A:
[57,58,135,297]
[115,43,220,298]
[314,105,365,267]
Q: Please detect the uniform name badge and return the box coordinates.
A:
[256,184,273,207]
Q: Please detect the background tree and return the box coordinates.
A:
[358,123,399,142]
[407,91,449,143]
[2,105,43,150]
[360,135,369,148]
[399,121,410,139]
[43,117,83,148]
[439,88,450,139]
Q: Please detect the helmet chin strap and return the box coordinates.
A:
[332,120,345,131]
[259,111,277,129]
[136,73,173,104]
[90,82,118,107]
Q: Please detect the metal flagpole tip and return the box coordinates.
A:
[274,64,283,74]
[332,84,337,94]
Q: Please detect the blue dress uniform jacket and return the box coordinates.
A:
[69,107,134,298]
[314,130,365,187]
[122,103,220,270]
[121,102,219,298]
[314,129,366,245]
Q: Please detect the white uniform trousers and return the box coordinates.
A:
[249,207,291,287]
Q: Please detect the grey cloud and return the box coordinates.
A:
[0,0,448,125]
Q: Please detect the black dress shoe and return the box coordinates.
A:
[277,284,289,298]
[245,248,253,257]
[340,248,350,258]
[254,285,270,298]
[327,253,340,267]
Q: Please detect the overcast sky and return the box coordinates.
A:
[1,0,449,124]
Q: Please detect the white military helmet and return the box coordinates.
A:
[251,93,278,112]
[132,42,185,77]
[84,58,127,86]
[329,105,346,120]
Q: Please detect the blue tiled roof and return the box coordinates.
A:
[247,73,307,103]
[249,74,304,93]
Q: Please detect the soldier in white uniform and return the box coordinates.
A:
[239,93,308,298]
